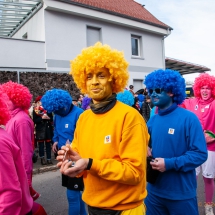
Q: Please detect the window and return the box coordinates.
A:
[87,26,101,47]
[131,35,141,57]
[133,79,144,91]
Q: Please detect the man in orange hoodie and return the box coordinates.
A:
[57,43,149,215]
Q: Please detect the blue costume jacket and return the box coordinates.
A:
[53,105,83,149]
[147,103,207,200]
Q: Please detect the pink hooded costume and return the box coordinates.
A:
[2,81,34,185]
[0,83,47,215]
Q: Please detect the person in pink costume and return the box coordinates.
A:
[1,81,40,201]
[181,73,215,215]
[0,86,47,215]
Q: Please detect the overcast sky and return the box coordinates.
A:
[135,0,215,81]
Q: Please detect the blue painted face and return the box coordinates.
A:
[54,106,70,116]
[150,89,173,110]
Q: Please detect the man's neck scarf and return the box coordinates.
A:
[90,94,117,114]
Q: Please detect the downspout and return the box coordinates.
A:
[162,28,171,69]
[17,70,20,84]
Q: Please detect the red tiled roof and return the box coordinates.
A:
[59,0,171,29]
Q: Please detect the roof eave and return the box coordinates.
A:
[58,0,173,30]
[165,57,211,75]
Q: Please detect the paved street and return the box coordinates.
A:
[33,170,68,215]
[33,169,215,215]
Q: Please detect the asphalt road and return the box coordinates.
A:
[33,170,214,215]
[33,170,68,215]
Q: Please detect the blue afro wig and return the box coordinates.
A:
[117,90,134,106]
[144,69,186,105]
[41,89,72,113]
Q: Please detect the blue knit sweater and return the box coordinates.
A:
[147,103,207,200]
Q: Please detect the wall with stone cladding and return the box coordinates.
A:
[0,71,18,83]
[0,71,81,102]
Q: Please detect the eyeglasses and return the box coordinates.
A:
[149,88,163,94]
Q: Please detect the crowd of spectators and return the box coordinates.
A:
[0,42,213,215]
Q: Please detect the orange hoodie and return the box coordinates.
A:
[72,101,149,210]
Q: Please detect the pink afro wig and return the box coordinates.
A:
[193,73,215,98]
[0,86,11,125]
[1,81,32,110]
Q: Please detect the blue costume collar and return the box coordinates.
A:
[158,103,178,116]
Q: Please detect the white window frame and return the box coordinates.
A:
[131,35,142,57]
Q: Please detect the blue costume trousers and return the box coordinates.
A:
[145,192,199,215]
[67,189,87,215]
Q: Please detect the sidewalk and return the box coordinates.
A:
[33,149,59,175]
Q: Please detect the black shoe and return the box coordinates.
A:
[47,160,53,165]
[41,158,47,165]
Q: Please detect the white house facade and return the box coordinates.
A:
[0,0,172,91]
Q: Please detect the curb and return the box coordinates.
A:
[33,165,58,175]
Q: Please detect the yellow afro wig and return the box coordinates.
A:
[70,42,129,94]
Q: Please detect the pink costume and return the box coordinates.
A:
[0,82,46,214]
[6,108,34,184]
[182,73,215,210]
[182,97,215,151]
[0,128,33,215]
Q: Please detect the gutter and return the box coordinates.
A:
[162,28,171,69]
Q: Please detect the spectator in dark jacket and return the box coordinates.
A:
[141,95,153,122]
[33,96,53,165]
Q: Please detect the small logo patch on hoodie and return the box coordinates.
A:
[104,135,111,144]
[168,128,175,135]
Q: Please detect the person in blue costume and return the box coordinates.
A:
[41,89,86,215]
[144,69,208,215]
